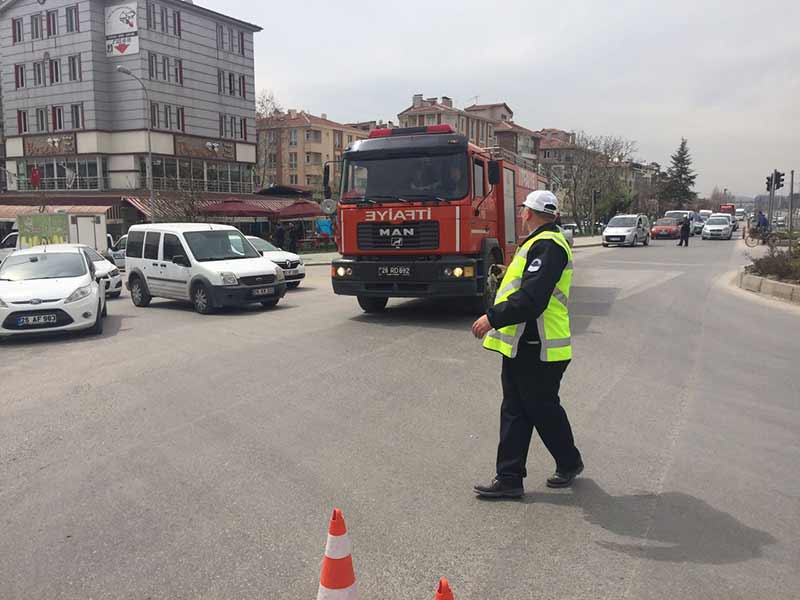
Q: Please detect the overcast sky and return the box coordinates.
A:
[211,0,799,198]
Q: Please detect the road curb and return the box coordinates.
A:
[736,270,800,305]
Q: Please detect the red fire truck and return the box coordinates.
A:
[323,125,546,312]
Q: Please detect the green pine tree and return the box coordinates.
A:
[661,138,697,209]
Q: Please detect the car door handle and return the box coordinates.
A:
[152,262,160,267]
[160,263,167,268]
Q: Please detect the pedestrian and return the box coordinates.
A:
[472,190,583,499]
[678,216,690,247]
[274,222,286,249]
[288,223,299,253]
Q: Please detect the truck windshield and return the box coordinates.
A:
[341,153,468,202]
[184,230,260,262]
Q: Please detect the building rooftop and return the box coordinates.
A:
[258,111,365,135]
[464,102,514,114]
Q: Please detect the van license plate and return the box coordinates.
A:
[17,314,57,327]
[378,265,411,278]
[252,287,274,297]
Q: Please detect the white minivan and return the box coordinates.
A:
[125,223,286,314]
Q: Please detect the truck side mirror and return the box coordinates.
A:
[487,160,501,186]
[323,164,331,200]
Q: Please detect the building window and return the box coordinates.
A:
[65,5,79,33]
[14,64,25,89]
[160,6,168,32]
[347,135,353,144]
[148,52,158,79]
[238,74,246,98]
[49,59,61,84]
[46,10,57,36]
[176,107,185,132]
[289,174,298,185]
[12,17,23,43]
[288,152,297,169]
[217,69,224,93]
[228,72,235,96]
[219,113,226,137]
[173,10,181,37]
[33,62,45,86]
[147,2,156,29]
[543,150,551,159]
[17,110,29,134]
[164,105,172,130]
[289,129,298,146]
[35,108,47,133]
[70,104,82,129]
[30,14,42,39]
[161,56,170,81]
[267,153,277,168]
[217,24,225,49]
[174,59,183,85]
[238,31,245,56]
[239,118,247,141]
[68,55,81,81]
[229,115,236,139]
[228,28,234,52]
[305,129,322,143]
[151,103,160,129]
[52,106,64,131]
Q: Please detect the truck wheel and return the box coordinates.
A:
[192,283,215,314]
[130,276,151,307]
[357,296,387,313]
[482,260,502,312]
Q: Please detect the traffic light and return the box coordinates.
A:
[766,176,772,192]
[774,171,785,190]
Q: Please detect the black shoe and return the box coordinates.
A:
[546,462,584,488]
[473,478,524,498]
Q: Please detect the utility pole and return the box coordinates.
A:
[767,172,776,226]
[790,170,795,234]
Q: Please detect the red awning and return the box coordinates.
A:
[202,199,276,217]
[277,200,323,219]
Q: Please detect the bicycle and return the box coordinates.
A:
[744,227,779,249]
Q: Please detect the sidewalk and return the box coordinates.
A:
[302,236,604,266]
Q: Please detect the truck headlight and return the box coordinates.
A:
[220,272,238,285]
[334,266,352,278]
[65,285,92,304]
[275,268,285,281]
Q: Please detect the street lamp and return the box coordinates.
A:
[116,65,154,221]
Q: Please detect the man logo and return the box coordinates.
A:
[378,227,415,237]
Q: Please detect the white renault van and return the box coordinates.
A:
[125,223,286,313]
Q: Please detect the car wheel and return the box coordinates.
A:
[631,236,638,247]
[286,282,300,289]
[130,277,151,307]
[261,299,280,308]
[602,243,609,247]
[357,296,388,313]
[192,283,214,314]
[89,301,104,335]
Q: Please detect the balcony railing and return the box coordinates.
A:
[16,176,106,191]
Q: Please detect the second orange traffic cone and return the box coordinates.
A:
[317,508,357,599]
[434,577,454,600]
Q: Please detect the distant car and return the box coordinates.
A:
[651,217,681,240]
[776,216,786,227]
[702,216,733,240]
[246,236,306,288]
[692,218,706,235]
[602,214,650,247]
[560,223,578,247]
[710,213,736,231]
[0,245,106,339]
[77,244,123,298]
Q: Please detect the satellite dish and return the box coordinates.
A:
[320,198,337,215]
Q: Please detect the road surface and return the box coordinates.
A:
[1,237,798,599]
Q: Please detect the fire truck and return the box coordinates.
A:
[323,124,546,312]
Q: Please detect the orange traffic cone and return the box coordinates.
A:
[317,508,357,599]
[434,577,454,600]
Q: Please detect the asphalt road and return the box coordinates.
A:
[1,236,798,599]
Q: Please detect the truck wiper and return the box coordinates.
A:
[368,195,409,203]
[400,194,450,203]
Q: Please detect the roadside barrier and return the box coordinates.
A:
[434,577,455,599]
[317,508,357,599]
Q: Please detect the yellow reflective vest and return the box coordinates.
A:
[483,230,573,361]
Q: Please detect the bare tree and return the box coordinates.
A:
[152,179,207,222]
[256,90,283,188]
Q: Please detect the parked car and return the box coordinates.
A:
[602,214,651,247]
[692,217,706,235]
[125,223,287,314]
[0,245,106,339]
[651,217,681,240]
[76,244,123,298]
[701,216,733,240]
[246,236,306,288]
[109,234,127,270]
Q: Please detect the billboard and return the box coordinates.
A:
[18,214,70,248]
[105,4,139,57]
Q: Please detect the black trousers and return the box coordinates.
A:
[678,234,689,246]
[496,344,581,483]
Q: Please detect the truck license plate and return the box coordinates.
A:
[17,314,57,327]
[252,287,274,297]
[378,265,411,278]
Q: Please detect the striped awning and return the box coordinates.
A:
[0,205,112,222]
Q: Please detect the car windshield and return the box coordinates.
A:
[248,237,278,252]
[656,218,678,226]
[0,252,87,281]
[664,211,687,220]
[84,248,106,262]
[707,218,729,225]
[341,152,468,202]
[608,217,636,227]
[184,230,260,262]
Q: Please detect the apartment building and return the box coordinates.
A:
[397,94,496,147]
[1,0,260,195]
[257,110,367,193]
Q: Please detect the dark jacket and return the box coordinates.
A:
[486,222,568,346]
[680,219,691,236]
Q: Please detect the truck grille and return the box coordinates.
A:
[357,221,439,250]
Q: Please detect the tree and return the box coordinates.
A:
[661,138,697,209]
[255,90,283,188]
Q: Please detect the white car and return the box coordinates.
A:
[125,223,287,314]
[701,216,733,240]
[710,213,735,232]
[602,214,651,247]
[0,245,106,339]
[246,236,306,288]
[75,244,123,298]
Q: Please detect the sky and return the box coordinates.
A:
[210,0,799,198]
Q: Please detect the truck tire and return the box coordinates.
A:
[192,283,215,314]
[129,276,151,307]
[357,296,388,313]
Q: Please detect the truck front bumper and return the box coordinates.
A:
[331,257,480,298]
[208,282,287,307]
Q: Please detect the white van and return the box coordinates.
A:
[125,223,286,313]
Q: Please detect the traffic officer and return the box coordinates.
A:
[472,190,583,498]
